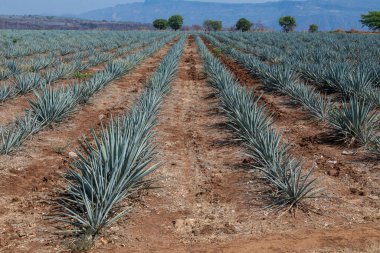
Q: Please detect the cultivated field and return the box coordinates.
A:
[0,30,379,252]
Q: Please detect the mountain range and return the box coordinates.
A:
[76,0,378,31]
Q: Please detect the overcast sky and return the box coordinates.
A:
[1,0,279,15]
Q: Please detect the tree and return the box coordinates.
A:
[279,16,296,32]
[360,11,380,31]
[168,15,184,31]
[309,24,318,33]
[203,20,222,31]
[235,18,252,32]
[153,19,168,30]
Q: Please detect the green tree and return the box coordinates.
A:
[203,20,222,31]
[168,15,184,31]
[235,18,252,32]
[360,11,380,31]
[309,24,319,33]
[153,19,168,30]
[279,16,296,32]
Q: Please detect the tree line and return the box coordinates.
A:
[153,11,380,32]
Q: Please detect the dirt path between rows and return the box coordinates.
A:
[0,38,177,252]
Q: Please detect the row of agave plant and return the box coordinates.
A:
[0,30,153,60]
[0,34,177,155]
[1,47,98,82]
[0,32,157,81]
[221,32,380,76]
[195,35,321,211]
[0,33,167,103]
[57,35,186,241]
[205,34,380,152]
[214,32,380,104]
[1,33,163,82]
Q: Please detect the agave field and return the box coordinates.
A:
[0,30,379,252]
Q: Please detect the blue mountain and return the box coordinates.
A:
[77,0,378,31]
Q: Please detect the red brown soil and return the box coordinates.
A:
[0,36,379,253]
[0,39,177,252]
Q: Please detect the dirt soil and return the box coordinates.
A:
[0,36,379,253]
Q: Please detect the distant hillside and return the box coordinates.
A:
[0,15,152,30]
[77,0,378,31]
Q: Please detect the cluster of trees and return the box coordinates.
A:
[153,15,184,31]
[153,16,256,32]
[153,11,380,32]
[277,11,379,32]
[152,15,317,33]
[203,18,253,32]
[278,16,318,33]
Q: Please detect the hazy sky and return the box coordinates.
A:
[1,0,278,15]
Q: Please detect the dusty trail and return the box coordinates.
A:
[0,39,177,252]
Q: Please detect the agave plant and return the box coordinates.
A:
[30,56,55,72]
[0,68,10,80]
[0,126,26,155]
[265,157,320,210]
[6,60,22,74]
[61,116,158,234]
[299,63,328,88]
[343,68,376,97]
[77,71,115,103]
[29,85,79,125]
[88,54,108,66]
[0,112,41,154]
[259,64,296,91]
[0,85,15,102]
[59,46,73,56]
[44,69,60,84]
[105,60,132,78]
[328,96,379,146]
[283,82,332,120]
[14,73,45,94]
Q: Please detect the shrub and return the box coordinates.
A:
[279,16,296,32]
